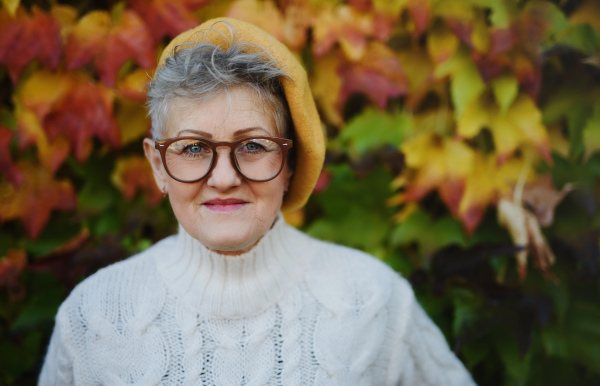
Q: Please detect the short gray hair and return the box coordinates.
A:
[147,25,293,142]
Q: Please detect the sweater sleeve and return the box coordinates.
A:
[38,300,75,386]
[385,276,477,386]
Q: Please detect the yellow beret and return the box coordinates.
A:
[157,17,325,212]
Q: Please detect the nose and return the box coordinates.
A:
[206,147,242,190]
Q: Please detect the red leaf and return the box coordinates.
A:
[0,249,27,287]
[407,0,430,39]
[128,0,207,44]
[0,160,76,239]
[0,6,62,83]
[0,125,22,187]
[64,10,156,86]
[43,75,121,161]
[338,42,408,109]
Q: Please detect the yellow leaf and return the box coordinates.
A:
[570,0,600,31]
[401,133,474,216]
[427,24,459,63]
[1,0,19,16]
[115,97,150,145]
[310,51,343,126]
[372,0,410,17]
[226,0,285,43]
[491,74,518,114]
[457,92,551,164]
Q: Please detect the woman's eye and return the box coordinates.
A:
[246,143,262,151]
[185,143,206,154]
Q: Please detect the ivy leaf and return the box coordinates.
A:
[399,133,474,219]
[0,161,76,239]
[458,93,552,164]
[338,108,411,157]
[226,0,286,46]
[390,207,466,258]
[111,156,163,206]
[116,68,152,101]
[582,103,600,160]
[310,51,343,126]
[64,9,156,86]
[312,4,393,60]
[17,110,69,173]
[522,174,574,227]
[491,73,518,114]
[1,0,19,16]
[42,74,121,162]
[128,0,207,44]
[0,125,22,187]
[0,248,26,288]
[338,41,408,109]
[0,6,62,83]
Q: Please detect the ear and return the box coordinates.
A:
[143,138,169,191]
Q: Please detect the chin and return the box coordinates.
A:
[195,226,261,255]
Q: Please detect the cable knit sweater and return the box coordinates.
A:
[39,217,475,385]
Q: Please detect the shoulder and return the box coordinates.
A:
[300,233,412,313]
[58,235,177,323]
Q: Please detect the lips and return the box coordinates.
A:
[203,198,248,212]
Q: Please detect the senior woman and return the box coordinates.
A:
[39,18,475,385]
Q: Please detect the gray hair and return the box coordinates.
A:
[147,24,293,142]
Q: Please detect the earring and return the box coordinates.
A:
[162,187,168,198]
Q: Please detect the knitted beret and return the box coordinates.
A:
[156,18,325,212]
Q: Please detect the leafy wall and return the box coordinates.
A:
[1,0,600,384]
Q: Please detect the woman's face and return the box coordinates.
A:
[144,87,292,254]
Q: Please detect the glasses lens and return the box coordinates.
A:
[235,138,283,181]
[165,139,213,181]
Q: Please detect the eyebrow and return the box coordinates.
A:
[177,127,270,138]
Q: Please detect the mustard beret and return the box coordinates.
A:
[157,18,325,212]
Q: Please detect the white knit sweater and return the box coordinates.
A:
[39,217,475,385]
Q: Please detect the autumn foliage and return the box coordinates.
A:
[1,0,600,384]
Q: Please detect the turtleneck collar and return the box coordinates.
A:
[153,215,313,319]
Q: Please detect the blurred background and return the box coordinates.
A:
[1,0,599,384]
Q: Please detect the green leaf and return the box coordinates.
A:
[338,108,412,157]
[492,74,519,114]
[493,329,532,382]
[582,103,600,160]
[557,23,600,55]
[12,274,64,331]
[25,214,81,256]
[449,50,485,117]
[306,164,394,252]
[390,208,466,257]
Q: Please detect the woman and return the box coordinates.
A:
[40,18,475,385]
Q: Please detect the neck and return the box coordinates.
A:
[154,215,314,318]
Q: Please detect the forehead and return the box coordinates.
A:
[165,87,279,139]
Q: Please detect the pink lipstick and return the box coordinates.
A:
[204,198,248,212]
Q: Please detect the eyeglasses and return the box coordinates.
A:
[154,136,293,183]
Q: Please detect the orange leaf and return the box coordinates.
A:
[0,6,62,83]
[312,4,393,61]
[64,10,156,86]
[128,0,207,44]
[0,125,22,187]
[112,156,163,206]
[17,110,69,173]
[338,42,408,109]
[117,67,152,101]
[0,160,76,239]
